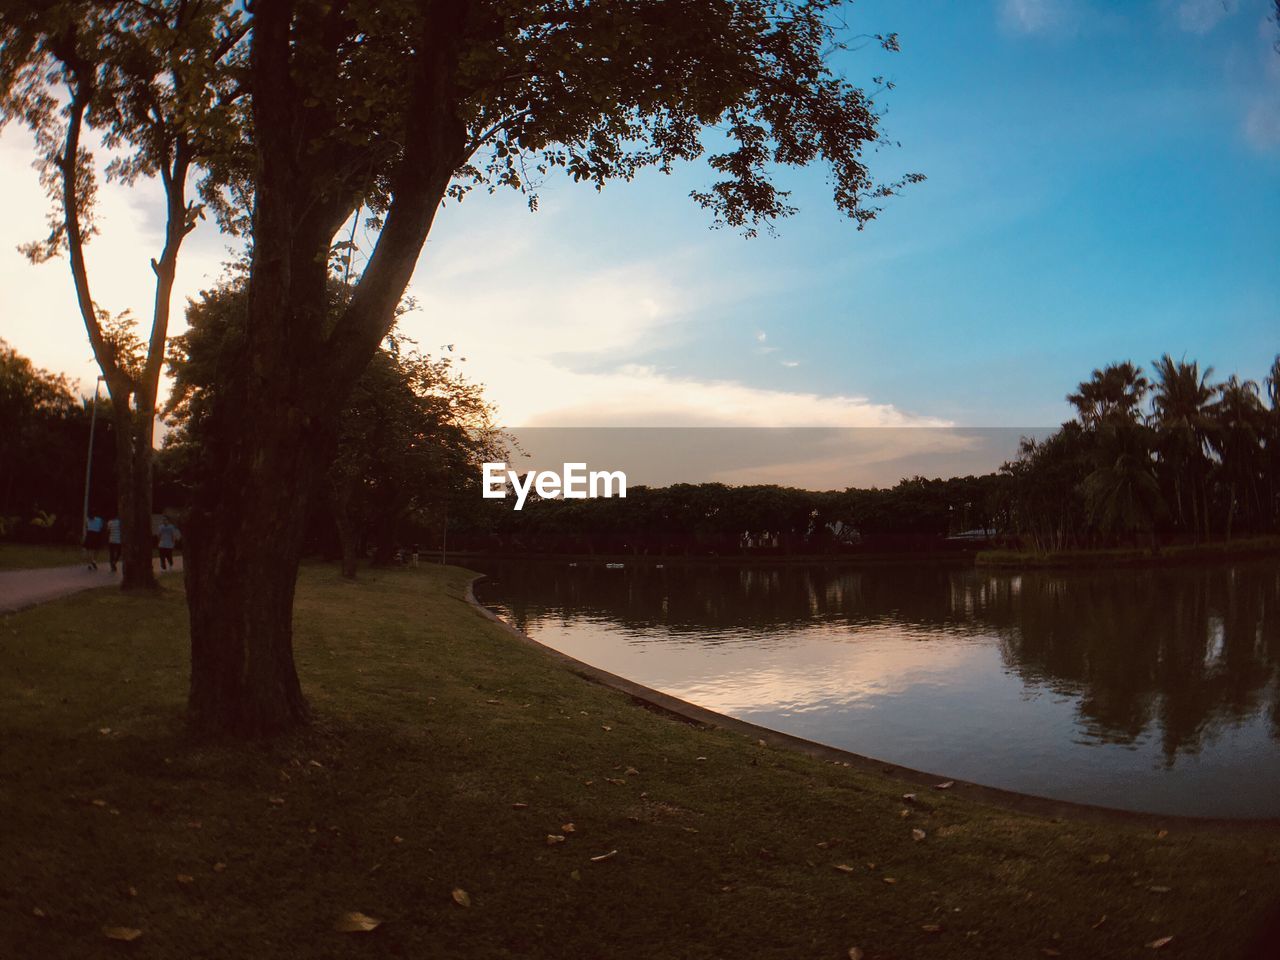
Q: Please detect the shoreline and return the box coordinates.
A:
[465,573,1280,830]
[442,536,1280,571]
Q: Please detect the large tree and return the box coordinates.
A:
[0,2,245,589]
[12,1,919,735]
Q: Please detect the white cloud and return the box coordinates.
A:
[1167,0,1235,34]
[508,363,948,428]
[1244,96,1280,148]
[1,124,947,445]
[781,359,801,368]
[1240,11,1280,151]
[1000,0,1069,35]
[403,210,944,431]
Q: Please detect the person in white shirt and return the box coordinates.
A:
[107,517,122,572]
[157,516,181,571]
[83,514,104,570]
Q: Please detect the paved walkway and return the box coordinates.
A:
[0,557,183,614]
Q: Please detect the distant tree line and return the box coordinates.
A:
[0,339,191,546]
[445,476,1009,557]
[0,338,116,542]
[443,354,1280,557]
[7,338,1277,559]
[1006,356,1280,551]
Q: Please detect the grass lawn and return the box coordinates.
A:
[1,565,1277,959]
[0,541,85,570]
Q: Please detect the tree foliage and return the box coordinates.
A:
[1005,356,1280,549]
[0,0,248,588]
[0,339,115,540]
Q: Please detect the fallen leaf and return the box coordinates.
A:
[98,727,111,735]
[1091,915,1107,929]
[1089,853,1112,865]
[902,793,917,803]
[601,725,612,731]
[1042,949,1062,957]
[127,886,137,897]
[308,759,324,768]
[912,829,926,842]
[561,823,576,833]
[833,864,855,873]
[921,923,942,933]
[91,799,107,807]
[268,796,285,806]
[212,863,226,873]
[451,888,471,908]
[605,777,625,785]
[848,949,864,960]
[590,849,618,862]
[547,834,566,845]
[486,698,500,704]
[333,911,381,933]
[103,927,143,942]
[882,877,897,885]
[695,756,708,762]
[899,809,911,819]
[625,767,639,776]
[1155,829,1168,839]
[1148,885,1171,893]
[816,841,829,849]
[512,802,528,810]
[1146,936,1174,950]
[934,781,954,790]
[176,874,194,885]
[32,907,46,918]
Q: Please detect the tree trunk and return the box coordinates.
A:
[104,397,160,591]
[119,411,159,590]
[185,410,322,736]
[182,0,467,737]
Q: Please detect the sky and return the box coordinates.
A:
[2,0,1278,452]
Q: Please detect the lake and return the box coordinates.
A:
[473,558,1280,818]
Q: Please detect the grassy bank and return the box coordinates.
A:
[977,535,1280,568]
[1,566,1277,959]
[0,541,84,570]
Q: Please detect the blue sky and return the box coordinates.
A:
[2,0,1277,436]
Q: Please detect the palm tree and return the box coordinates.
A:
[1081,419,1164,542]
[1209,374,1267,540]
[1068,361,1149,428]
[1150,355,1218,541]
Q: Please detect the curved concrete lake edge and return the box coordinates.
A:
[466,573,1280,831]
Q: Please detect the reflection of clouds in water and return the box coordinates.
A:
[481,559,1280,816]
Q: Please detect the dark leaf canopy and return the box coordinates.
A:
[1,0,920,241]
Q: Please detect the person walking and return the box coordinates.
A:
[157,516,181,571]
[106,516,122,573]
[83,514,104,570]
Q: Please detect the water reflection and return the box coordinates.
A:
[476,560,1280,816]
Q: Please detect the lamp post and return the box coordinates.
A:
[81,376,104,537]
